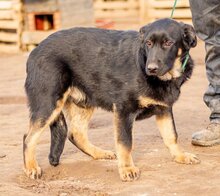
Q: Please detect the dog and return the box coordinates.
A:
[24,18,200,182]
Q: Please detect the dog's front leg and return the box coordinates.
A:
[113,105,140,182]
[156,107,200,164]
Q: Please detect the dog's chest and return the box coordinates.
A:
[138,82,181,108]
[138,96,168,108]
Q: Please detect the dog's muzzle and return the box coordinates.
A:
[147,63,159,76]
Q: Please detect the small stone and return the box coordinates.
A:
[0,154,6,158]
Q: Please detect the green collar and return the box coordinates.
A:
[181,52,189,71]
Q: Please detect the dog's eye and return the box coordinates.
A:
[164,41,174,47]
[146,40,153,47]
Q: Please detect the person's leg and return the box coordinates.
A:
[189,0,220,146]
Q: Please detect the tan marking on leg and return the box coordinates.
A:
[65,103,116,160]
[113,104,133,167]
[113,104,140,182]
[23,122,44,179]
[117,145,133,167]
[138,96,168,108]
[69,87,86,104]
[24,88,71,179]
[116,143,140,182]
[45,88,71,126]
[156,114,200,164]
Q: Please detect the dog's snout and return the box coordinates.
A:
[147,63,159,75]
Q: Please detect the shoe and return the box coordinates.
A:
[192,123,220,146]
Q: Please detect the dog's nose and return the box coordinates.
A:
[147,63,158,74]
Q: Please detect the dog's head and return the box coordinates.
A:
[138,18,197,78]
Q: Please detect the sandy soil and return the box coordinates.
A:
[1,41,220,196]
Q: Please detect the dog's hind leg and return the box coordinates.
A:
[23,121,45,179]
[156,107,200,164]
[49,112,68,166]
[23,89,70,179]
[65,102,116,160]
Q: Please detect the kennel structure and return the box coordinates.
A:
[139,0,192,24]
[0,0,22,52]
[22,0,94,50]
[93,0,192,27]
[0,0,192,52]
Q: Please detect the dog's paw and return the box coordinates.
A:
[174,152,200,164]
[49,154,60,167]
[24,165,42,179]
[119,166,140,182]
[93,150,117,160]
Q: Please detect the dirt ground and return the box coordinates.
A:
[1,40,220,196]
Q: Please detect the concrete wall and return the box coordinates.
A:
[59,0,94,28]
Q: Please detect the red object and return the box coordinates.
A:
[35,14,54,30]
[95,19,114,29]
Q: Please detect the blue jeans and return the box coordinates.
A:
[189,0,220,123]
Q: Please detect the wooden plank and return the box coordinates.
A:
[0,20,18,29]
[149,8,192,19]
[0,10,14,19]
[14,1,23,49]
[149,0,189,8]
[94,0,140,23]
[112,17,139,23]
[95,9,139,19]
[0,1,12,10]
[96,16,139,23]
[22,30,55,44]
[94,1,139,10]
[0,32,18,42]
[139,0,151,24]
[0,43,18,53]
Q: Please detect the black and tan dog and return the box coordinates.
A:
[24,18,200,182]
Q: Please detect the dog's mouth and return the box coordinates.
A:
[147,70,157,76]
[146,63,174,79]
[146,63,168,77]
[150,62,182,81]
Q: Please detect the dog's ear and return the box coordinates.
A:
[180,23,197,50]
[139,26,146,41]
[139,24,151,41]
[139,26,145,34]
